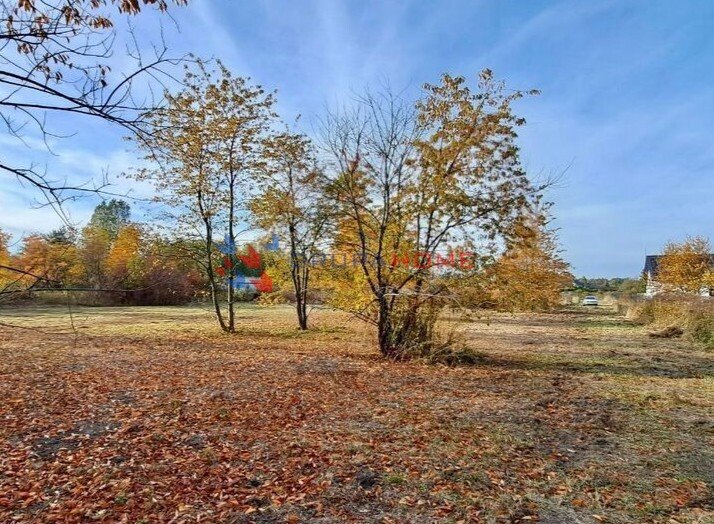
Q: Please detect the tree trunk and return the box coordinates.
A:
[227,175,236,333]
[207,264,228,332]
[296,296,308,330]
[377,294,396,358]
[292,263,308,330]
[289,224,309,331]
[227,273,235,332]
[203,219,228,332]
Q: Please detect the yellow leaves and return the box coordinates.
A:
[0,228,10,269]
[466,221,572,312]
[657,236,713,294]
[132,59,277,224]
[106,225,143,283]
[317,260,374,316]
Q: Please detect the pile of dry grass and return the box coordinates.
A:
[625,294,713,349]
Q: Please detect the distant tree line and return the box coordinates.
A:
[572,277,645,294]
[0,199,205,305]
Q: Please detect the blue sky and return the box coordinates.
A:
[1,0,712,276]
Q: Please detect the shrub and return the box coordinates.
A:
[386,301,490,364]
[627,295,713,350]
[386,299,444,359]
[686,300,714,348]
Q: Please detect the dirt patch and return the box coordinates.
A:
[32,419,120,459]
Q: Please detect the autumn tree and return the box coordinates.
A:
[78,225,112,291]
[0,229,10,264]
[0,228,15,293]
[75,199,131,292]
[106,224,143,286]
[250,131,330,329]
[12,234,81,292]
[1,227,83,299]
[486,216,572,311]
[44,231,82,286]
[132,60,276,332]
[12,236,50,290]
[657,236,714,295]
[323,71,544,358]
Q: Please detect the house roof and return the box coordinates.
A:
[643,255,663,275]
[644,254,714,276]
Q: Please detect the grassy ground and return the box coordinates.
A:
[0,304,711,523]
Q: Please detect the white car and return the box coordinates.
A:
[582,295,599,306]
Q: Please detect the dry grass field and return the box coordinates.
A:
[0,304,711,523]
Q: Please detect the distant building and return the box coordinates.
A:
[263,233,280,252]
[643,254,714,297]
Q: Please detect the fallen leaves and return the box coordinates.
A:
[0,306,711,522]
